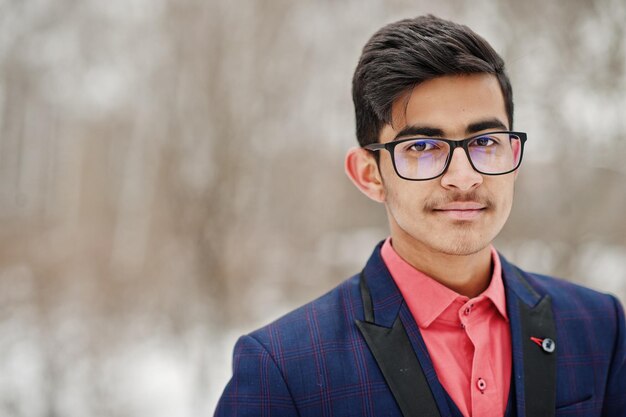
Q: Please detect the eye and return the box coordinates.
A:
[404,139,441,152]
[471,136,498,147]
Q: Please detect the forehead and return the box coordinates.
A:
[380,74,508,141]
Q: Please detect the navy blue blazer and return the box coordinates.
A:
[215,243,626,416]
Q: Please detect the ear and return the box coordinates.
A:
[345,147,386,203]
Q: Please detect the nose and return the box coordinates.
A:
[440,148,483,191]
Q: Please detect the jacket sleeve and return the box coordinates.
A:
[602,295,626,416]
[214,334,299,417]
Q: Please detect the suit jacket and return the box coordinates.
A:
[215,242,626,416]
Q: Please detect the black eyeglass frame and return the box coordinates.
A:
[363,130,528,181]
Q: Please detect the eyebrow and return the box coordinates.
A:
[393,118,509,140]
[466,118,508,134]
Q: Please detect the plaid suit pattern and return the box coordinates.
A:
[215,244,626,416]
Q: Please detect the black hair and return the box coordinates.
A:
[352,15,513,147]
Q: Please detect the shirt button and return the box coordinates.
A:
[464,304,474,315]
[477,378,487,392]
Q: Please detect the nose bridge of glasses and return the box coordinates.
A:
[449,141,474,165]
[439,145,481,183]
[439,145,482,189]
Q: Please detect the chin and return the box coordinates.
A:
[436,242,489,257]
[427,230,493,256]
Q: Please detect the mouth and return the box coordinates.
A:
[432,202,487,220]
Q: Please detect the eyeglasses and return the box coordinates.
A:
[363,131,527,181]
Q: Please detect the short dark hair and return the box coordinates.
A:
[352,15,513,147]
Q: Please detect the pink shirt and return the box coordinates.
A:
[381,238,512,417]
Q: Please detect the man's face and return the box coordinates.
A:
[377,74,516,257]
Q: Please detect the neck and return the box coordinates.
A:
[389,233,493,299]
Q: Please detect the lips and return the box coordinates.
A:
[433,202,487,220]
[435,202,486,211]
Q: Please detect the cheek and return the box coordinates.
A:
[492,177,516,213]
[383,179,430,219]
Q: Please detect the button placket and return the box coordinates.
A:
[469,321,502,417]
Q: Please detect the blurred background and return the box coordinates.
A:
[0,0,625,415]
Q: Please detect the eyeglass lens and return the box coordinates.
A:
[393,133,523,179]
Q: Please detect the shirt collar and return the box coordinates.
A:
[380,238,508,328]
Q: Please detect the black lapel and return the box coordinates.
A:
[502,258,558,417]
[518,295,557,417]
[355,271,441,417]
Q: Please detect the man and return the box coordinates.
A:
[215,15,626,417]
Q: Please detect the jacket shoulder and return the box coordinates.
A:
[521,268,619,310]
[247,273,363,355]
[514,266,624,345]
